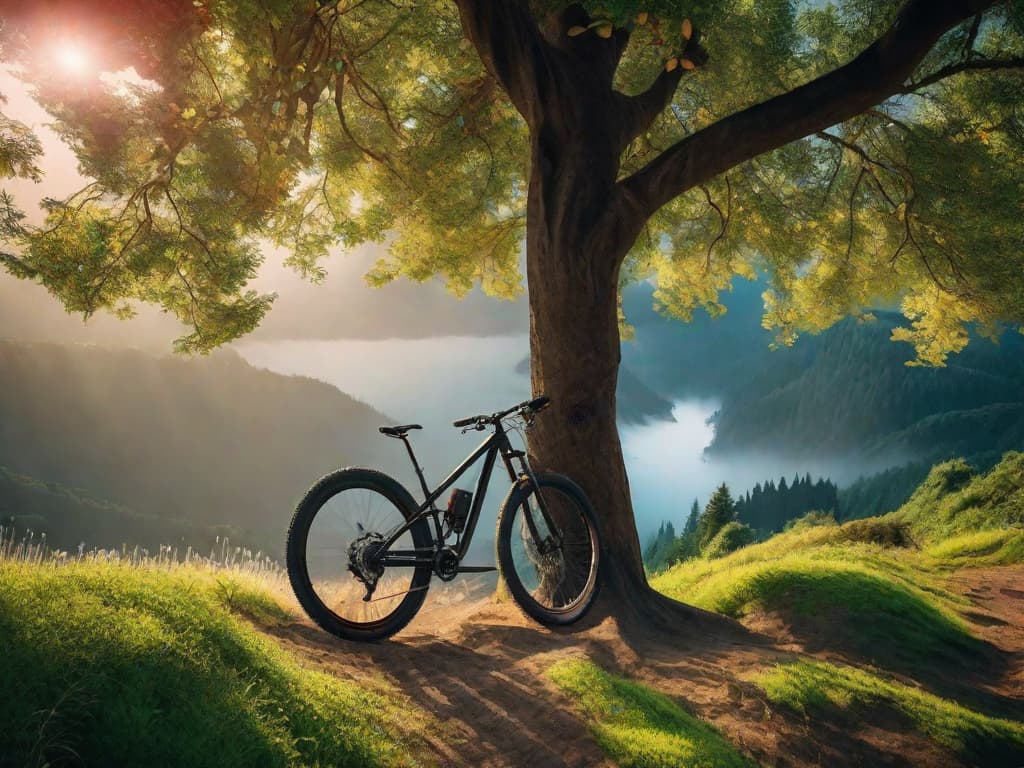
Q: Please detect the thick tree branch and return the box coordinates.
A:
[453,0,552,125]
[617,0,998,224]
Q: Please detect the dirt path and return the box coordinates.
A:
[265,566,1024,768]
[948,566,1024,716]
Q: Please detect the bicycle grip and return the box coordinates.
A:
[453,415,480,428]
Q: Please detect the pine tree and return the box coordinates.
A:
[698,483,736,552]
[684,499,700,535]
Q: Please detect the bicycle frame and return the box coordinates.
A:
[375,420,538,569]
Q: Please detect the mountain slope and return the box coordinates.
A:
[0,465,222,553]
[0,342,397,553]
[618,280,1024,465]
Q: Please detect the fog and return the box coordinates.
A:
[239,337,893,545]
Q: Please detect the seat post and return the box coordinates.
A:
[400,436,432,500]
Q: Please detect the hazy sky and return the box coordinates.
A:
[0,67,527,349]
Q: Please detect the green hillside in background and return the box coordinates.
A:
[708,311,1024,463]
[621,282,1024,467]
[0,465,227,554]
[0,342,396,555]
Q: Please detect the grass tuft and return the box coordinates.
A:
[548,657,752,768]
[754,661,1024,765]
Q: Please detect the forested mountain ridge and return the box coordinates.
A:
[0,465,224,553]
[709,311,1024,461]
[0,341,397,554]
[620,281,1024,465]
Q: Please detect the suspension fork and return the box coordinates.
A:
[497,425,562,555]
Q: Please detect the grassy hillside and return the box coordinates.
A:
[1,452,1021,768]
[0,557,432,767]
[652,455,1024,650]
[651,452,1024,765]
[0,341,397,555]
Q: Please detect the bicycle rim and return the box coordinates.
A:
[505,485,598,614]
[302,485,424,628]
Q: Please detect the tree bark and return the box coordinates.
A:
[453,0,999,630]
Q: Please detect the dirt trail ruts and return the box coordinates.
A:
[948,566,1024,715]
[265,565,1024,768]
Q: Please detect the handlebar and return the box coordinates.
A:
[452,395,551,429]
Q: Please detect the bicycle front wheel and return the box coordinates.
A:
[286,468,433,642]
[496,472,600,626]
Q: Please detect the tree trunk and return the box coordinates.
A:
[525,210,646,599]
[523,125,736,632]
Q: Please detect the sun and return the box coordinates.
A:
[54,42,93,77]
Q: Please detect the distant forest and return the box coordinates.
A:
[622,279,1024,520]
[735,475,838,534]
[644,474,839,572]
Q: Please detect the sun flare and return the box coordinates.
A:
[54,43,92,77]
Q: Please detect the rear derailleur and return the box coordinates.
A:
[348,532,385,602]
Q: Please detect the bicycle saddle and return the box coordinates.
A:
[379,424,423,437]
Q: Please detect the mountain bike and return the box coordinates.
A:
[285,395,601,642]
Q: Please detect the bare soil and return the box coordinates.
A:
[264,566,1024,768]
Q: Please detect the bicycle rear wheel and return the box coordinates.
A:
[496,472,600,626]
[286,468,433,642]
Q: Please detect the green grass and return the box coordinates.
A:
[894,453,1024,542]
[649,515,995,671]
[649,452,1024,669]
[0,560,430,768]
[548,658,752,768]
[924,529,1024,567]
[754,660,1024,766]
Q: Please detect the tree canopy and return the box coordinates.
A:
[0,0,1022,360]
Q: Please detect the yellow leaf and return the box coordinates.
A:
[636,11,649,25]
[681,18,693,40]
[595,23,613,39]
[180,106,197,120]
[664,57,678,72]
[567,25,587,37]
[680,57,696,70]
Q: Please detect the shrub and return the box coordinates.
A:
[836,517,915,548]
[703,522,755,559]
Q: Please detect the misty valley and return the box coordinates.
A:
[5,280,1021,564]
